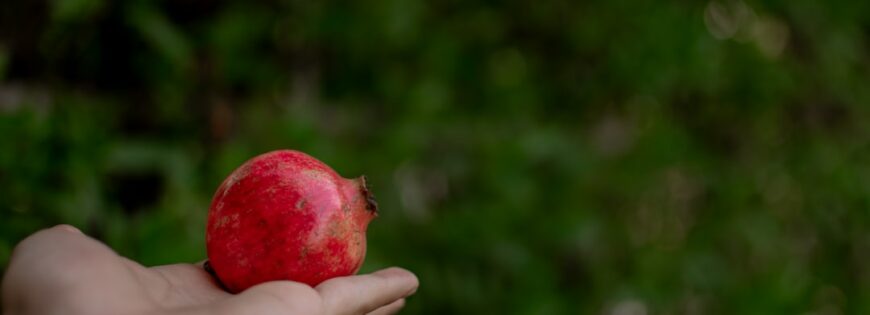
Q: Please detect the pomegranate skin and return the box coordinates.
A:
[206,150,377,292]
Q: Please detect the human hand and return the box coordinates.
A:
[1,225,418,315]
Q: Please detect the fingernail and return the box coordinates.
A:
[56,224,82,234]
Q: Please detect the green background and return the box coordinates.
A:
[1,0,869,313]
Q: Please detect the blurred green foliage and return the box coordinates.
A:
[2,0,870,313]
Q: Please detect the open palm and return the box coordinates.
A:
[2,225,418,315]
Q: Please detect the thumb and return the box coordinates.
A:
[2,225,151,314]
[4,224,122,286]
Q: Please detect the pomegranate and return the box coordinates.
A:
[206,150,377,292]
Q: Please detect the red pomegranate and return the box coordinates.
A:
[206,150,377,292]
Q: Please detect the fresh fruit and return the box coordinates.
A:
[206,150,377,292]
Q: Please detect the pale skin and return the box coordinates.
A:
[1,225,419,315]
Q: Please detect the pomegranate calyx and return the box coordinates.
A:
[358,175,379,215]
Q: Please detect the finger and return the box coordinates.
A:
[317,267,419,315]
[209,281,322,315]
[367,298,406,315]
